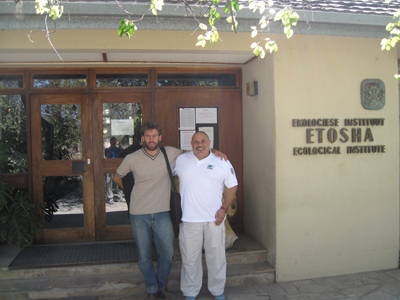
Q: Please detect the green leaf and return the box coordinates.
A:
[386,23,395,31]
[232,0,239,12]
[274,10,284,21]
[199,23,208,30]
[225,2,230,14]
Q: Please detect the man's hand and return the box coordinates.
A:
[215,208,226,226]
[211,149,228,161]
[113,174,124,189]
[215,185,237,225]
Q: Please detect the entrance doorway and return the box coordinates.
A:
[2,67,243,244]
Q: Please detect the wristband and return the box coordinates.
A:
[220,206,228,213]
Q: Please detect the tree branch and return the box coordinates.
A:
[45,15,63,62]
[227,0,237,33]
[115,0,149,22]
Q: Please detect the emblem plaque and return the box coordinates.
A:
[361,79,385,110]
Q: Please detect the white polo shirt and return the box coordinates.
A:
[173,151,238,223]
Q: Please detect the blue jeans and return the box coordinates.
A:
[130,212,174,294]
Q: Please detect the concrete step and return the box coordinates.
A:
[0,262,274,300]
[0,234,275,300]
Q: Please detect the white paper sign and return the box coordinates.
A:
[179,108,196,130]
[111,119,134,136]
[199,127,214,149]
[196,108,217,124]
[180,131,195,150]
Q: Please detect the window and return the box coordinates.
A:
[0,74,23,88]
[33,74,87,88]
[96,73,148,87]
[157,73,236,87]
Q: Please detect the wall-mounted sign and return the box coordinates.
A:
[111,119,134,136]
[292,118,386,156]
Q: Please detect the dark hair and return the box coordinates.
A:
[110,137,116,143]
[141,121,162,136]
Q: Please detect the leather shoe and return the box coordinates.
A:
[158,289,170,300]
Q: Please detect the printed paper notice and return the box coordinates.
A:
[196,108,217,124]
[111,119,134,136]
[180,131,195,150]
[199,127,214,149]
[179,108,195,130]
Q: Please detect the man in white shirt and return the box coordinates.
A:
[173,131,238,300]
[114,122,227,300]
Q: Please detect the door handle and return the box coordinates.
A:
[72,161,87,173]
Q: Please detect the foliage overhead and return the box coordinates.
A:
[22,0,400,67]
[381,0,400,79]
[32,0,302,60]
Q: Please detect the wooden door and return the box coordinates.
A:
[93,92,151,241]
[154,89,244,232]
[31,92,151,243]
[31,94,95,243]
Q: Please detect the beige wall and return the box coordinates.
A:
[242,54,277,266]
[271,35,399,281]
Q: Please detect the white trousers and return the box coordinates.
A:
[179,221,226,297]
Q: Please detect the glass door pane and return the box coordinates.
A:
[43,175,84,229]
[102,102,142,227]
[41,104,82,161]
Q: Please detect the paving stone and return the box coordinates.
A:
[312,274,364,290]
[286,293,347,300]
[277,282,300,295]
[295,283,338,294]
[228,294,287,300]
[378,283,400,296]
[225,284,259,295]
[385,269,400,281]
[258,282,288,295]
[337,284,379,297]
[360,271,398,285]
[361,290,398,300]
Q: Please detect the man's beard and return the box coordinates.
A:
[143,140,159,151]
